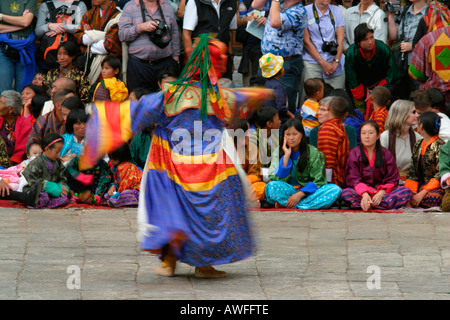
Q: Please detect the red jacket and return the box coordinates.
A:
[0,116,33,165]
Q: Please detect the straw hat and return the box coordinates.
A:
[259,53,284,78]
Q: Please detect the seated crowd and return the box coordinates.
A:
[0,0,449,211]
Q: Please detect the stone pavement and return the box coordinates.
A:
[1,206,450,300]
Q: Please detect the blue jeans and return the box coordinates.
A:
[278,55,303,114]
[0,48,24,92]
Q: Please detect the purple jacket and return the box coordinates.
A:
[345,146,400,195]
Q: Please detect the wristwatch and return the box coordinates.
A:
[334,58,340,63]
[273,0,280,2]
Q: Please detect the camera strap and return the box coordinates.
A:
[312,4,336,43]
[139,0,168,26]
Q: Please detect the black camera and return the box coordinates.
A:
[322,41,338,56]
[149,19,171,48]
[383,0,401,13]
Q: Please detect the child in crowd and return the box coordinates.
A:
[128,88,153,101]
[22,133,70,209]
[229,118,266,207]
[92,56,128,102]
[341,121,413,211]
[368,86,390,133]
[316,96,351,188]
[16,142,43,192]
[405,112,445,208]
[32,69,46,87]
[0,141,43,192]
[299,78,324,137]
[158,67,179,91]
[248,107,281,170]
[105,143,142,207]
[259,53,293,126]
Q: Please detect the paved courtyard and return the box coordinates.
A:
[0,206,449,300]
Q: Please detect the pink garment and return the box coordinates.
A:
[0,164,24,190]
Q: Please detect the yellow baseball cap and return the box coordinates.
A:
[259,53,284,78]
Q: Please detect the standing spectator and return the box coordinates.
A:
[237,0,268,86]
[387,0,429,98]
[302,0,346,95]
[74,0,122,84]
[0,0,38,93]
[409,26,450,107]
[0,90,33,165]
[182,0,237,80]
[35,0,88,71]
[254,0,307,114]
[119,0,180,93]
[343,0,387,51]
[345,23,401,116]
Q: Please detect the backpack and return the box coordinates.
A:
[37,0,80,69]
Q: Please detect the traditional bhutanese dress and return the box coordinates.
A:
[80,84,272,266]
[404,136,445,208]
[105,161,142,207]
[342,146,413,210]
[265,145,342,209]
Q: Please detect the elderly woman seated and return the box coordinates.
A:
[0,90,33,166]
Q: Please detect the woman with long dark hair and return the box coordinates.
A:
[404,111,445,208]
[341,120,412,211]
[264,118,341,209]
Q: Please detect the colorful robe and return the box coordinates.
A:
[80,84,272,266]
[405,136,445,195]
[317,118,350,188]
[73,2,122,56]
[369,106,388,133]
[409,26,450,106]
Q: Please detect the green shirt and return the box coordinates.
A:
[0,0,37,37]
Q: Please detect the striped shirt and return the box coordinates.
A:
[317,118,349,188]
[300,99,320,137]
[369,106,388,133]
[26,110,66,149]
[118,0,180,61]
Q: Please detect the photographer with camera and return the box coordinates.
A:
[302,0,345,94]
[387,0,428,98]
[119,0,180,93]
[343,0,387,51]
